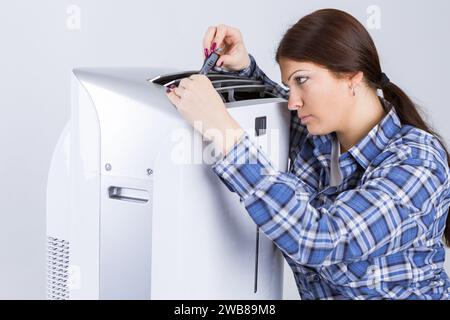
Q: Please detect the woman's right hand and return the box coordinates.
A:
[202,24,251,72]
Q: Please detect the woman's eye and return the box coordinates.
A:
[295,76,308,85]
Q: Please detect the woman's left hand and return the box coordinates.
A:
[166,74,244,156]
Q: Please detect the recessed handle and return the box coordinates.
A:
[108,186,149,204]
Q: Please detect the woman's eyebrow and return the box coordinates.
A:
[282,69,308,86]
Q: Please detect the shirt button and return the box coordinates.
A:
[367,265,379,275]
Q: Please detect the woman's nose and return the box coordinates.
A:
[288,96,303,111]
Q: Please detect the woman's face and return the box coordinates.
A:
[279,58,354,135]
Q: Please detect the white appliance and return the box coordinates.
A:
[46,66,290,299]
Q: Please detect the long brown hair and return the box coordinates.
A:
[275,8,450,247]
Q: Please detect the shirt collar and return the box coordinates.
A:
[307,98,402,170]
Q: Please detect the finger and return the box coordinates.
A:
[224,26,241,44]
[188,75,199,84]
[203,26,217,54]
[179,77,193,89]
[217,25,241,50]
[189,74,210,85]
[166,89,181,108]
[216,54,231,67]
[174,86,188,100]
[212,24,228,52]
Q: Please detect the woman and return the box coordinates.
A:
[166,8,450,300]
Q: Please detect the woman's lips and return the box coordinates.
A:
[300,115,313,124]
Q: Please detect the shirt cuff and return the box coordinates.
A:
[211,131,278,201]
[213,54,256,78]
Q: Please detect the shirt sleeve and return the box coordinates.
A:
[214,53,290,100]
[211,133,449,267]
[214,53,307,168]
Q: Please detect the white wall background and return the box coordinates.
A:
[1,0,450,299]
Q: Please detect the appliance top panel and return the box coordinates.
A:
[73,67,286,111]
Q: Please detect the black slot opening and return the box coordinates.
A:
[151,71,280,102]
[255,116,267,136]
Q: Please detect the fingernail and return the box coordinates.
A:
[204,48,209,57]
[210,42,217,52]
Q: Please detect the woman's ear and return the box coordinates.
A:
[349,71,364,89]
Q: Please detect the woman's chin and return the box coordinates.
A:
[305,124,318,134]
[306,125,329,136]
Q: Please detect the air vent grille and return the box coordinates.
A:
[47,236,70,300]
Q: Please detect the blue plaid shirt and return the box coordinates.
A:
[211,54,450,299]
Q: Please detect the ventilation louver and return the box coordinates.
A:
[47,236,70,300]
